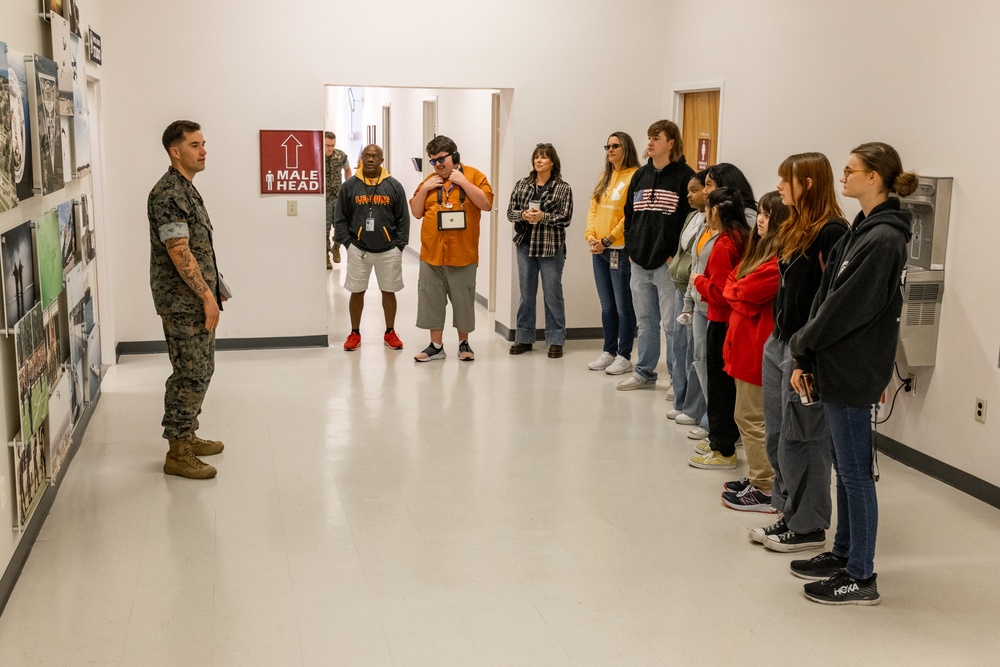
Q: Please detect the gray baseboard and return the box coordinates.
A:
[876,432,1000,510]
[0,389,102,617]
[494,320,604,342]
[117,334,329,358]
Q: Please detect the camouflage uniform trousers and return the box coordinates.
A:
[161,312,216,441]
[326,193,341,254]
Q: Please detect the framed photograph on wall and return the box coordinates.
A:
[35,208,63,309]
[1,220,39,331]
[27,55,65,195]
[7,49,34,203]
[0,43,17,213]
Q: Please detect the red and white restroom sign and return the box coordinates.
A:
[259,130,324,194]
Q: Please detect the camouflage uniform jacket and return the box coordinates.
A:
[148,166,220,316]
[326,148,349,200]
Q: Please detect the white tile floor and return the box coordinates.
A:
[1,256,999,666]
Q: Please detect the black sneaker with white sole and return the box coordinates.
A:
[748,517,787,544]
[790,551,848,580]
[724,477,750,493]
[721,485,779,513]
[764,529,826,553]
[803,572,880,605]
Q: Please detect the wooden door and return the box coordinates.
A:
[681,90,719,172]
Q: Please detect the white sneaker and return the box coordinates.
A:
[674,413,698,425]
[604,355,632,376]
[616,375,655,391]
[687,427,710,440]
[666,409,683,420]
[587,351,615,371]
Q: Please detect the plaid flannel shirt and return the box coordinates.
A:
[506,176,573,257]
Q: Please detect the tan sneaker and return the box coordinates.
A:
[164,439,217,479]
[190,434,224,457]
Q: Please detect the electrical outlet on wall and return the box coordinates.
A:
[906,373,917,396]
[976,398,987,424]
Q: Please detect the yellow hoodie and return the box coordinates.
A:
[584,166,638,248]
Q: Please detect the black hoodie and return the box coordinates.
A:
[623,157,694,270]
[790,198,913,407]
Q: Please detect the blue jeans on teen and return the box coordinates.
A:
[677,321,707,421]
[629,263,674,382]
[666,282,687,407]
[515,243,566,346]
[592,248,635,359]
[825,402,878,580]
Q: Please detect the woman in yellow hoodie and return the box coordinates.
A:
[585,132,641,375]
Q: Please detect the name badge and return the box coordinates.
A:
[443,202,454,209]
[437,210,467,231]
[365,216,375,232]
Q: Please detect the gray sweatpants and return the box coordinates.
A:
[761,335,833,533]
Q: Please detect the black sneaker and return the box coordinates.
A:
[790,551,848,581]
[723,477,750,493]
[764,529,826,553]
[804,572,880,606]
[722,485,779,513]
[748,517,787,544]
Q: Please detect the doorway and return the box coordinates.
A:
[675,86,721,171]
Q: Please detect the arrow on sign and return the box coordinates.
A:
[281,134,303,169]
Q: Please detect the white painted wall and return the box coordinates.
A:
[659,0,1000,485]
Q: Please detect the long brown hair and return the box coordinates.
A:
[592,132,640,201]
[778,152,844,262]
[738,191,787,278]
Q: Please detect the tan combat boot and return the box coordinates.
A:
[190,434,225,457]
[164,438,217,479]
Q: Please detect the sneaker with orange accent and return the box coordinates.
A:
[384,330,403,350]
[344,331,361,351]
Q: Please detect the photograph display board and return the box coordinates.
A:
[59,199,77,272]
[49,14,73,116]
[46,370,71,481]
[65,261,84,419]
[35,208,62,309]
[85,320,100,401]
[2,220,38,330]
[7,48,33,203]
[28,55,64,195]
[13,423,47,531]
[14,302,49,441]
[1,43,16,212]
[70,33,89,178]
[78,193,94,263]
[42,302,60,386]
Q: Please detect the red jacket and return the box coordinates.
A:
[722,257,779,385]
[694,231,745,323]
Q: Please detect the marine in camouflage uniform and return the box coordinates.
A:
[148,120,225,479]
[325,131,351,266]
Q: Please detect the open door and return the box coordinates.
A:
[680,90,719,171]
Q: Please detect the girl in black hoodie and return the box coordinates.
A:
[789,143,916,605]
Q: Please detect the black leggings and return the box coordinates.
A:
[706,320,739,456]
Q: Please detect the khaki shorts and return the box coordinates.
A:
[416,261,477,332]
[344,244,404,293]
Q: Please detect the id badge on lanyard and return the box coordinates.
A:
[609,250,619,270]
[365,215,375,232]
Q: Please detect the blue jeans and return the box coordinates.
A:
[825,403,878,579]
[515,244,566,346]
[668,283,689,410]
[678,319,707,421]
[629,263,674,382]
[592,249,635,359]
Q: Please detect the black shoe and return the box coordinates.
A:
[791,551,848,581]
[748,517,787,544]
[724,477,750,493]
[547,345,563,358]
[509,342,533,355]
[804,572,880,606]
[764,529,826,553]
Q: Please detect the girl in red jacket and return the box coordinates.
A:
[688,188,748,470]
[720,192,788,510]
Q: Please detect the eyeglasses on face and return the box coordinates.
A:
[843,167,868,178]
[604,143,622,151]
[428,154,452,166]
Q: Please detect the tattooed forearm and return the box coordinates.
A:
[166,237,212,298]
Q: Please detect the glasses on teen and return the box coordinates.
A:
[604,143,622,151]
[843,167,868,178]
[428,154,452,166]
